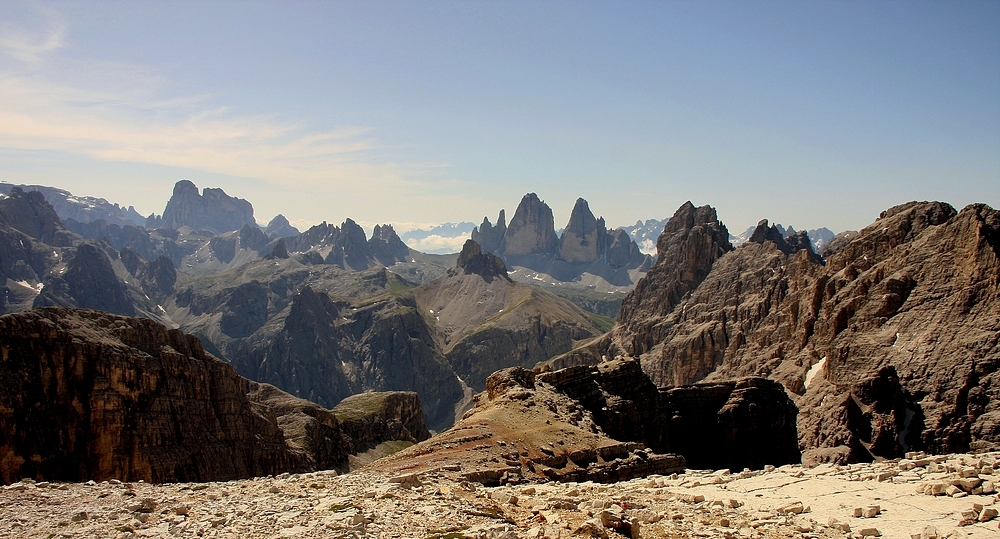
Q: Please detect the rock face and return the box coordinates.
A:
[558,198,606,263]
[610,201,733,365]
[368,224,410,266]
[471,210,506,253]
[0,187,73,247]
[238,287,465,429]
[599,200,1000,462]
[501,193,560,256]
[33,244,136,316]
[660,378,800,470]
[537,359,800,471]
[147,180,256,234]
[0,308,430,484]
[451,239,509,281]
[474,194,651,272]
[282,219,409,270]
[470,194,652,318]
[375,358,798,484]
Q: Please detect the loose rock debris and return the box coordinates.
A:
[2,452,998,538]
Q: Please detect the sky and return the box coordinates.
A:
[0,1,997,244]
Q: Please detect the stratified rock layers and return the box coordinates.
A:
[0,308,429,484]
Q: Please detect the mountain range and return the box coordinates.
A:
[1,178,996,486]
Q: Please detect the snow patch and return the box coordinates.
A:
[805,357,827,390]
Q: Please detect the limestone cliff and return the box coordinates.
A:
[471,210,506,253]
[557,198,606,263]
[0,307,430,484]
[501,193,560,256]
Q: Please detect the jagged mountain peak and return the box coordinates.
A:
[451,239,509,282]
[148,180,256,234]
[501,193,559,256]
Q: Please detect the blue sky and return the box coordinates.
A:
[0,0,997,239]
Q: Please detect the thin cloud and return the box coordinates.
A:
[0,69,437,198]
[404,234,470,254]
[0,17,65,63]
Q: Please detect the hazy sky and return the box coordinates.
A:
[1,1,997,236]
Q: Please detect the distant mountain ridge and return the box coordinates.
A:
[618,218,669,255]
[146,180,257,234]
[473,193,653,278]
[0,183,145,228]
[731,222,837,253]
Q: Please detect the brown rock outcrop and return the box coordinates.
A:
[604,200,1000,461]
[0,307,430,484]
[451,239,510,281]
[610,201,733,361]
[375,358,798,482]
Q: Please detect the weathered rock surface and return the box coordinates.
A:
[0,308,429,484]
[32,243,136,316]
[500,193,560,256]
[558,198,606,263]
[591,200,1000,461]
[472,209,507,253]
[451,239,510,281]
[237,286,465,429]
[147,180,256,234]
[537,359,800,471]
[606,201,733,367]
[376,358,797,487]
[0,187,74,247]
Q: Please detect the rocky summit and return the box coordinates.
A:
[569,200,1000,464]
[146,180,257,234]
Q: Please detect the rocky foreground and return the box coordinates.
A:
[3,452,999,539]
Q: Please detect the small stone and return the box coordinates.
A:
[779,501,804,514]
[946,485,962,496]
[859,527,881,537]
[389,473,422,489]
[70,512,88,522]
[980,507,999,522]
[863,505,880,518]
[920,525,939,539]
[173,504,190,516]
[853,507,864,518]
[956,477,981,491]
